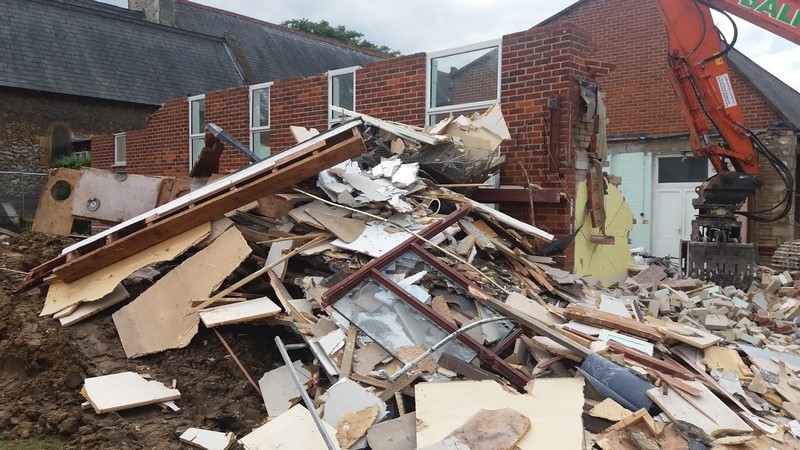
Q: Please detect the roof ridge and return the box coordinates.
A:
[177,0,389,59]
[27,0,229,44]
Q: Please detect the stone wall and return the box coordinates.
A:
[753,130,798,260]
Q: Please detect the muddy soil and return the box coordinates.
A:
[0,232,300,449]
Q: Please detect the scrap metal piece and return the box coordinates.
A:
[206,123,260,163]
[681,241,757,289]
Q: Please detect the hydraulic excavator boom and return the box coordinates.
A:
[655,0,799,286]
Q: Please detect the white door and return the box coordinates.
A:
[651,155,712,258]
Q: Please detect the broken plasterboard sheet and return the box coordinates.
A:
[415,378,584,450]
[646,317,721,349]
[196,217,235,248]
[318,328,347,356]
[179,428,235,450]
[199,297,281,328]
[572,181,634,284]
[332,224,413,258]
[288,200,349,229]
[646,381,752,436]
[598,330,653,356]
[59,283,130,327]
[468,200,553,242]
[469,103,511,140]
[322,378,388,430]
[112,227,251,358]
[505,292,563,326]
[739,345,800,376]
[266,222,294,279]
[588,398,633,422]
[366,411,416,450]
[81,371,180,414]
[337,404,381,450]
[258,360,312,417]
[419,408,531,450]
[306,209,366,244]
[598,296,632,318]
[353,343,391,376]
[32,167,80,236]
[239,404,340,450]
[71,168,162,222]
[41,222,211,316]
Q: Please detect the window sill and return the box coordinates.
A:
[111,162,127,169]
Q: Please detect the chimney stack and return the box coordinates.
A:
[129,0,176,27]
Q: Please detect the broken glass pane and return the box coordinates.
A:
[331,278,476,363]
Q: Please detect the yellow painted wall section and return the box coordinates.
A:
[573,180,634,284]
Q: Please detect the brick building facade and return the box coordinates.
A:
[93,23,612,270]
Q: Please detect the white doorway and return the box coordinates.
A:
[651,155,712,258]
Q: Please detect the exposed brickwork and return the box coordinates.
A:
[548,0,780,136]
[356,53,426,125]
[450,50,499,106]
[271,75,328,152]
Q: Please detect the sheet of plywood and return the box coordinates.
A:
[505,292,563,326]
[306,209,365,244]
[81,371,180,414]
[239,404,340,450]
[59,283,130,326]
[199,297,281,327]
[112,227,251,358]
[41,223,211,316]
[71,168,162,222]
[415,378,584,450]
[646,381,751,436]
[32,168,80,236]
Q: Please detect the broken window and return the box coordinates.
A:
[250,82,271,159]
[188,94,205,169]
[328,67,358,128]
[114,133,126,166]
[427,41,500,125]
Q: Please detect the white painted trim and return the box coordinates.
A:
[249,82,273,153]
[425,39,502,125]
[113,132,126,166]
[328,67,359,128]
[62,120,363,255]
[188,94,205,171]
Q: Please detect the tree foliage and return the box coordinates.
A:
[282,19,401,57]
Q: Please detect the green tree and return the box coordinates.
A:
[282,19,401,57]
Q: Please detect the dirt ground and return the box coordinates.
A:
[0,232,300,449]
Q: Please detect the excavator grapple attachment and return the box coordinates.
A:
[681,241,757,289]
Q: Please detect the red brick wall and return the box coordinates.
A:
[450,50,500,106]
[270,75,328,152]
[206,87,251,171]
[547,0,779,136]
[356,53,426,125]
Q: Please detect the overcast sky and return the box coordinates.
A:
[101,0,798,91]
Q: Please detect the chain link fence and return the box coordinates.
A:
[0,171,47,230]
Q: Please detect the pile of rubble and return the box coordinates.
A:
[17,109,800,449]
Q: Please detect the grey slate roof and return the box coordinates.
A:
[728,48,800,131]
[0,0,243,105]
[173,1,382,83]
[0,0,382,106]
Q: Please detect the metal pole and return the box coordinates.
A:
[274,336,337,450]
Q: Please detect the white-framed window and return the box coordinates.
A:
[250,82,272,159]
[426,40,501,125]
[328,66,359,128]
[114,132,126,166]
[188,94,205,169]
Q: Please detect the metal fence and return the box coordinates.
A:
[0,171,47,229]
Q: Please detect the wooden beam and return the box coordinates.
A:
[468,187,562,204]
[378,370,421,402]
[52,130,365,283]
[564,304,663,342]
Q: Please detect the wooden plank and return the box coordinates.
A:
[348,374,416,398]
[378,370,421,402]
[646,381,752,436]
[437,353,501,382]
[646,317,722,349]
[40,223,210,316]
[50,128,365,283]
[340,324,358,378]
[468,199,554,241]
[32,168,80,236]
[564,304,662,342]
[199,297,281,327]
[59,284,130,326]
[112,227,251,358]
[468,187,562,204]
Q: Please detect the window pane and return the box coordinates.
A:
[252,88,269,128]
[332,72,355,118]
[190,137,204,165]
[658,156,709,183]
[115,134,126,163]
[427,107,489,126]
[252,130,270,159]
[430,47,498,108]
[190,99,205,135]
